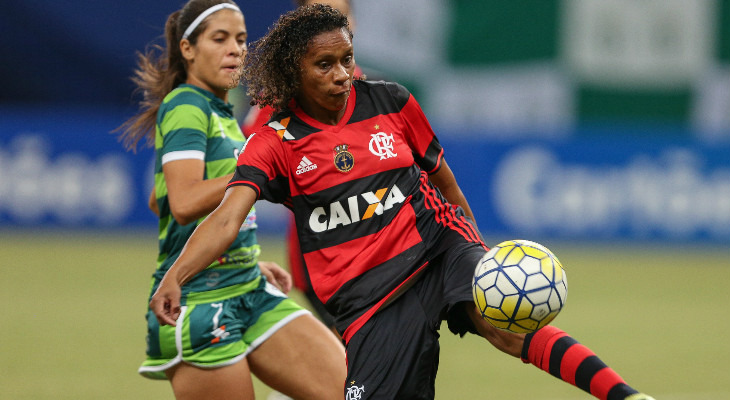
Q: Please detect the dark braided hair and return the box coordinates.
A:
[243,4,351,112]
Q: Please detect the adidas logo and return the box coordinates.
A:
[296,156,318,175]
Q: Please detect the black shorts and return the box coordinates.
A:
[343,241,486,400]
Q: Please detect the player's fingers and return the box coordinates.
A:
[269,269,291,293]
[150,295,178,326]
[159,306,179,327]
[259,261,291,293]
[277,271,292,293]
[260,268,276,285]
[168,297,181,325]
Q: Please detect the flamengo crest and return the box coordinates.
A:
[346,383,365,400]
[369,131,397,160]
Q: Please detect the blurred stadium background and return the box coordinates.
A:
[1,1,729,399]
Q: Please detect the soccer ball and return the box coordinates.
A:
[472,239,568,333]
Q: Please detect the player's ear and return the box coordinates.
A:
[180,39,195,62]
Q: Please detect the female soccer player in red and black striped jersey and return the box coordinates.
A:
[150,4,655,400]
[241,0,386,343]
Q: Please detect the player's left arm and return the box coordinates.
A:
[428,159,478,226]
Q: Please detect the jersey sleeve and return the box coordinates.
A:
[387,82,444,174]
[227,128,291,204]
[157,92,210,163]
[241,105,275,138]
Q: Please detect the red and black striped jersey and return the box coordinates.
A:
[229,80,483,332]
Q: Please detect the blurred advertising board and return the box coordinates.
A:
[1,107,728,243]
[441,135,730,243]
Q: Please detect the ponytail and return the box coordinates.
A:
[116,0,237,152]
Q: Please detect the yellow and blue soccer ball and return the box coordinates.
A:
[473,239,568,333]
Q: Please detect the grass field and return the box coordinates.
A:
[1,230,729,399]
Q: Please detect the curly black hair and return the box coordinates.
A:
[243,3,352,111]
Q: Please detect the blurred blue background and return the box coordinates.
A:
[1,0,729,244]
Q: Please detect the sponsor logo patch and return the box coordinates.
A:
[308,184,406,233]
[296,156,318,175]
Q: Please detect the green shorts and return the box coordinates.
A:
[139,278,310,380]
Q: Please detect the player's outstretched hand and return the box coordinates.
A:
[149,278,182,326]
[259,261,292,294]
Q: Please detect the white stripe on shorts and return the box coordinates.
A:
[137,306,188,376]
[187,308,312,371]
[243,309,311,358]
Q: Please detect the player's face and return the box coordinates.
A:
[182,9,247,100]
[296,28,355,125]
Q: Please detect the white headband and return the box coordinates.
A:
[182,3,241,40]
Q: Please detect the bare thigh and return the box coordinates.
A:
[165,360,255,400]
[248,313,346,400]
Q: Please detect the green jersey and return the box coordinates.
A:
[152,84,260,303]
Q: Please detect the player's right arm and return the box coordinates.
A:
[157,91,234,225]
[164,159,234,225]
[149,185,258,326]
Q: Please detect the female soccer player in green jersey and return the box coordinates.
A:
[116,1,345,399]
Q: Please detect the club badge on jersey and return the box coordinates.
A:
[368,131,397,160]
[334,144,354,173]
[346,382,365,400]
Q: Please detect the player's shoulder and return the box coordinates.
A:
[245,123,282,146]
[238,125,286,165]
[260,108,318,143]
[161,85,213,113]
[354,80,411,108]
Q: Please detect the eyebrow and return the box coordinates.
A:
[209,29,247,37]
